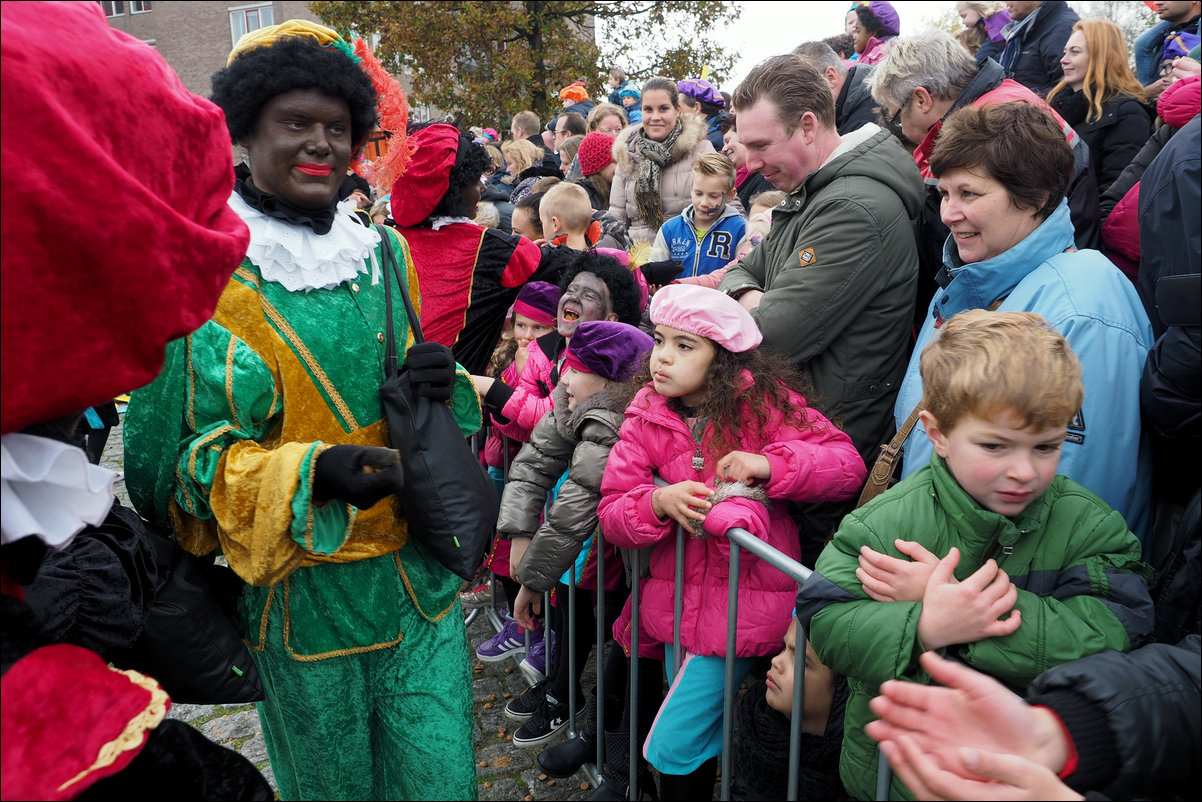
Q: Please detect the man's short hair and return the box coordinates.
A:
[930,103,1073,222]
[540,181,593,234]
[732,54,836,132]
[792,41,847,77]
[512,110,540,137]
[691,152,737,193]
[920,309,1083,434]
[557,111,587,136]
[870,30,977,110]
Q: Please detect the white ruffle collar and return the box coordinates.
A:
[228,192,381,292]
[1,433,116,549]
[431,215,475,231]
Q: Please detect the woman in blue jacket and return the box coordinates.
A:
[894,102,1154,545]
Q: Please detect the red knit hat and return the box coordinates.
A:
[390,124,460,227]
[577,132,616,177]
[1,1,250,435]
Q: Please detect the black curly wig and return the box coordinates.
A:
[406,121,492,219]
[559,251,643,327]
[211,36,378,149]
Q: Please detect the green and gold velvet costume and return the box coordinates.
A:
[125,226,481,800]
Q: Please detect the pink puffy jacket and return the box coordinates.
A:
[494,334,561,442]
[598,380,866,658]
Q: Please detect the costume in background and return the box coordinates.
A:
[390,124,566,376]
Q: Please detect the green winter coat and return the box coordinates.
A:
[797,455,1154,800]
[719,124,923,463]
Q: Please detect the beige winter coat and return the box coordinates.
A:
[609,113,715,245]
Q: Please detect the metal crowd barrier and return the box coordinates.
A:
[476,430,891,800]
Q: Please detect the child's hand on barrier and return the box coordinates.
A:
[651,481,714,529]
[857,540,940,602]
[916,548,1021,650]
[513,584,542,631]
[508,535,531,579]
[714,450,771,484]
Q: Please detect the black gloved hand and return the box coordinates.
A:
[640,259,685,287]
[312,445,403,509]
[405,341,456,401]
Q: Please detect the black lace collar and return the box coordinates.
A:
[233,163,338,235]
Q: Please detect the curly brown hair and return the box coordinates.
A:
[627,341,820,462]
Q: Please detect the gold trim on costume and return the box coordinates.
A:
[186,424,235,486]
[395,552,457,623]
[259,296,360,431]
[225,336,244,431]
[280,576,403,661]
[246,585,274,652]
[56,669,169,793]
[184,335,197,433]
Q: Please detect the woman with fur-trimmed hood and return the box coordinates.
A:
[609,76,715,245]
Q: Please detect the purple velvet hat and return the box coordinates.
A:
[868,1,900,37]
[513,281,560,327]
[677,77,724,108]
[562,321,654,382]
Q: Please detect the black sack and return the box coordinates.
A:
[377,227,498,581]
[113,529,263,704]
[24,501,263,704]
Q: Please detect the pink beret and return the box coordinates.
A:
[649,284,762,353]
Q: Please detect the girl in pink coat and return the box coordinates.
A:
[597,284,866,797]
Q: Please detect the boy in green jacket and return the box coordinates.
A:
[796,309,1154,801]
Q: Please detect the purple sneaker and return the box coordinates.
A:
[475,615,528,662]
[519,631,554,684]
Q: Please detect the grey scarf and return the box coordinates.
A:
[633,118,684,232]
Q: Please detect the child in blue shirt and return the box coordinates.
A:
[647,152,747,280]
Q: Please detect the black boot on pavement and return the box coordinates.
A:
[538,693,598,777]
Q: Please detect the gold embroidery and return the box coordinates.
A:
[56,668,169,793]
[281,575,403,661]
[184,335,197,434]
[225,336,244,432]
[247,585,274,653]
[395,552,457,623]
[256,296,359,431]
[186,424,235,486]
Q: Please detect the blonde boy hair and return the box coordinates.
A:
[691,152,737,194]
[920,310,1083,434]
[540,181,593,235]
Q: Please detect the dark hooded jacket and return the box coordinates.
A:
[720,123,923,466]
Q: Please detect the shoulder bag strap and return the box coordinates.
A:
[376,225,424,380]
[856,402,925,509]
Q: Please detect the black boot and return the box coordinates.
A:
[586,730,658,801]
[657,757,717,802]
[538,693,597,777]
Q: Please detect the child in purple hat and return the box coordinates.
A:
[594,284,867,797]
[472,280,561,657]
[496,320,654,751]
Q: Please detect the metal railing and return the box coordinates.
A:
[477,430,891,800]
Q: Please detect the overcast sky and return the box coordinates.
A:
[719,1,955,90]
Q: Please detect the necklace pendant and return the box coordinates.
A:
[692,451,704,471]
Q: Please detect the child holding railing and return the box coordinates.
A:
[597,284,866,800]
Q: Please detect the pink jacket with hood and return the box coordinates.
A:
[598,378,866,658]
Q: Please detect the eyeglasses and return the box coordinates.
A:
[881,95,910,138]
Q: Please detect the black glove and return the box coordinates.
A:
[640,259,684,287]
[405,341,457,401]
[312,445,403,509]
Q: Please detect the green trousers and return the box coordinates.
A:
[244,554,477,801]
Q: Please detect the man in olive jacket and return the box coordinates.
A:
[720,54,922,553]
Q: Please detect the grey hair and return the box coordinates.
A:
[791,41,847,76]
[870,30,977,109]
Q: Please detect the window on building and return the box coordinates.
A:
[130,1,151,13]
[100,1,125,16]
[230,4,275,46]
